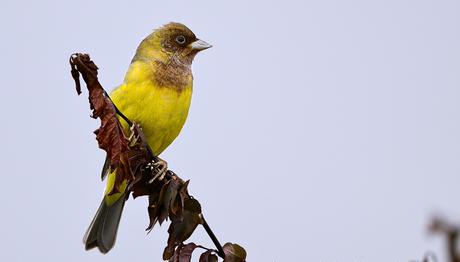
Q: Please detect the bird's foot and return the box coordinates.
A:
[127,124,142,146]
[147,158,168,183]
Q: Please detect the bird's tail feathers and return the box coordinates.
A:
[83,193,126,253]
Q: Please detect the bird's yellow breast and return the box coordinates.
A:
[110,61,193,156]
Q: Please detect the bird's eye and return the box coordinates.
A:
[175,35,186,45]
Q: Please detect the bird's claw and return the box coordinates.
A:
[127,124,141,146]
[147,158,168,183]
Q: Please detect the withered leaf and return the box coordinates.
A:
[143,180,169,232]
[146,207,158,232]
[168,242,198,262]
[157,180,172,225]
[163,198,202,260]
[70,53,131,195]
[168,243,183,262]
[199,250,218,262]
[164,177,181,216]
[170,180,190,219]
[223,243,247,262]
[142,174,185,232]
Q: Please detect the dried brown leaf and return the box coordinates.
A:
[199,250,218,262]
[163,198,202,260]
[168,180,190,220]
[70,53,131,194]
[179,243,197,262]
[223,243,246,262]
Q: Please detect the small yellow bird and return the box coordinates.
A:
[83,22,211,253]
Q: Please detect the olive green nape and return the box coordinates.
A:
[131,31,162,63]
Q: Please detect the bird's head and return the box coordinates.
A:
[132,22,211,66]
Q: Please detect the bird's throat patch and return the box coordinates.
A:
[153,59,192,91]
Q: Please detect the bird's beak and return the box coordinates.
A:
[189,39,212,51]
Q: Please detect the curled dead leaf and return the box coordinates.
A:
[199,250,218,262]
[223,243,246,262]
[163,198,202,260]
[70,53,131,195]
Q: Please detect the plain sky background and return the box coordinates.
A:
[1,0,459,261]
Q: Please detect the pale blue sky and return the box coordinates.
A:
[1,0,460,261]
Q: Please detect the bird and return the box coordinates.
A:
[83,22,211,253]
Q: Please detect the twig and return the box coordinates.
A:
[103,90,133,127]
[200,214,225,258]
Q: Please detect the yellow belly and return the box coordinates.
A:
[103,79,192,205]
[103,61,193,205]
[110,81,192,156]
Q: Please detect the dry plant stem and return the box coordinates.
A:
[103,90,133,127]
[200,214,225,258]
